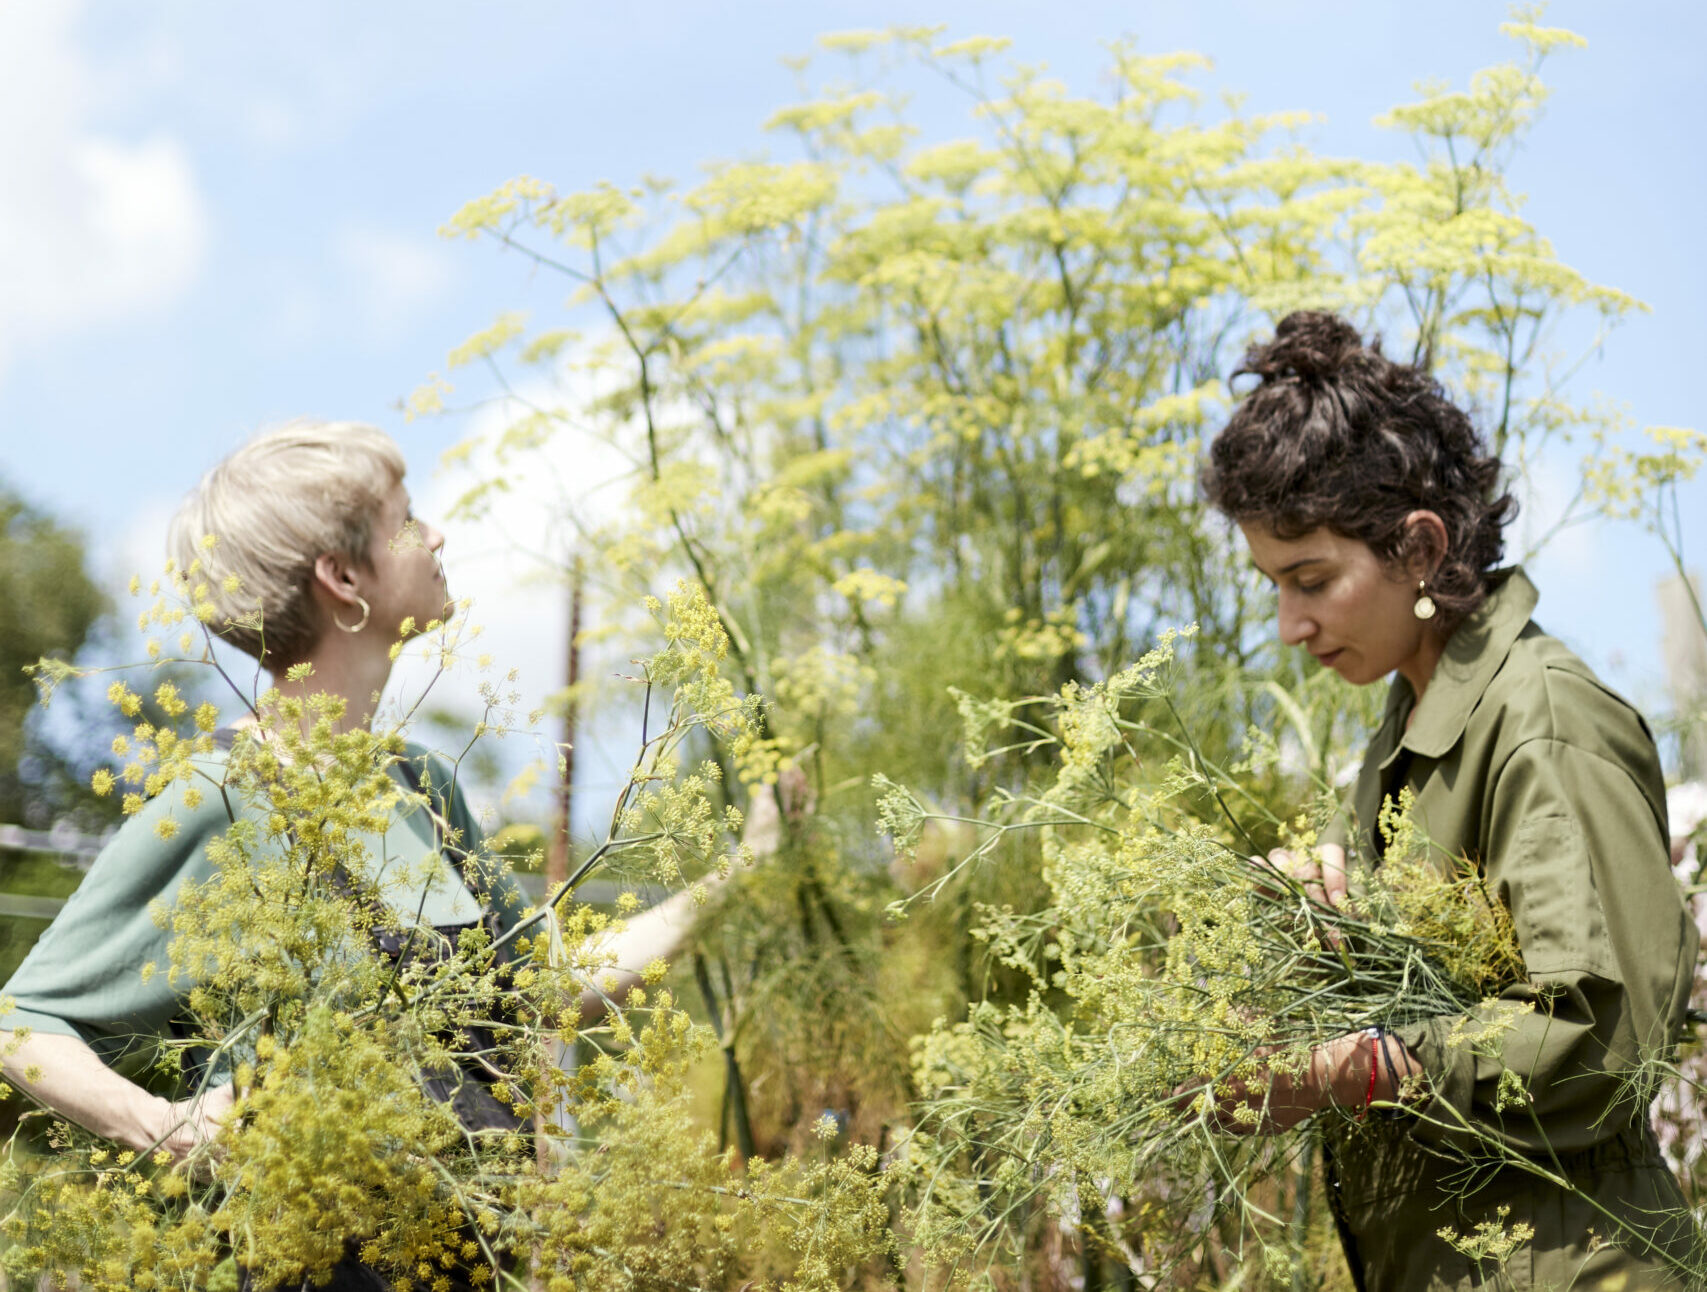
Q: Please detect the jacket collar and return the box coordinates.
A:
[1379,567,1538,766]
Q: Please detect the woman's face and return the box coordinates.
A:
[1238,522,1431,688]
[365,482,449,639]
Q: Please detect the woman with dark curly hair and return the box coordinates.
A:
[1203,312,1698,1289]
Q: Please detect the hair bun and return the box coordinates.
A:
[1241,310,1364,384]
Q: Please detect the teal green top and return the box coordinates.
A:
[0,740,528,1066]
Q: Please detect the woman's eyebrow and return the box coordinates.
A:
[1251,555,1324,583]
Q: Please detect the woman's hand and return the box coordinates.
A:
[0,1029,236,1164]
[573,768,815,1025]
[156,1081,237,1164]
[1257,841,1349,910]
[739,764,814,860]
[1182,1027,1416,1134]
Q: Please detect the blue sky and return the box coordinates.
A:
[2,1,1702,811]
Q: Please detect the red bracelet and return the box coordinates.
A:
[1360,1028,1381,1119]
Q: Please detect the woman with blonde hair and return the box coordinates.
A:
[0,419,716,1288]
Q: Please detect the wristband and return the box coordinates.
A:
[1360,1027,1381,1119]
[1377,1028,1398,1101]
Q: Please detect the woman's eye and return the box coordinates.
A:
[1296,581,1323,594]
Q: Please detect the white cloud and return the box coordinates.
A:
[0,3,207,373]
[335,226,459,342]
[383,383,643,827]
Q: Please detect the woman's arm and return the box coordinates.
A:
[0,765,237,1159]
[1200,1015,1422,1133]
[0,1029,232,1161]
[1385,736,1692,1153]
[573,769,810,1023]
[1220,840,1419,1128]
[1254,736,1690,1149]
[574,884,706,1024]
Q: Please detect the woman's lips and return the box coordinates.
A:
[1314,649,1343,668]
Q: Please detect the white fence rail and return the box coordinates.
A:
[0,827,631,924]
[0,822,109,869]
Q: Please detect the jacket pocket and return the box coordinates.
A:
[1505,815,1618,982]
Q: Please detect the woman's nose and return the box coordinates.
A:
[1277,592,1315,647]
[422,520,446,553]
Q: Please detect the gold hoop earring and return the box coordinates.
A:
[335,594,371,634]
[1413,579,1437,622]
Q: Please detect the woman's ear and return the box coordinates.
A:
[1401,510,1449,578]
[310,551,363,611]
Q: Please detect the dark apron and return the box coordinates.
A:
[212,732,526,1290]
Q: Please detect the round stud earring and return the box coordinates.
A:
[1413,579,1436,622]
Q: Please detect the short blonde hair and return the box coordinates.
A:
[168,420,407,665]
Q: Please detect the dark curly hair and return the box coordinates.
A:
[1201,311,1516,629]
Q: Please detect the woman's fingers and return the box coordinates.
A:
[776,763,815,820]
[1260,844,1348,910]
[198,1080,237,1127]
[1265,846,1316,885]
[743,767,818,861]
[1253,846,1314,899]
[1257,843,1349,947]
[1266,845,1327,907]
[1317,843,1349,907]
[1178,1032,1377,1136]
[742,782,782,858]
[160,1082,237,1165]
[1173,1067,1315,1135]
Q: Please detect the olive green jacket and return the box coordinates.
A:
[1324,568,1699,1290]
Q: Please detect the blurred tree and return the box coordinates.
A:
[0,482,107,829]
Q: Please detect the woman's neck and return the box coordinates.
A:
[268,633,395,737]
[1397,631,1448,711]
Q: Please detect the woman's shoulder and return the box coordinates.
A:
[60,754,244,914]
[396,737,452,775]
[391,739,469,809]
[1482,622,1656,762]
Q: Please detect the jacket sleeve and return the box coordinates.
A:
[1392,737,1696,1154]
[0,776,231,1061]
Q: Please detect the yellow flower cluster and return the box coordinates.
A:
[646,580,757,742]
[212,1007,467,1287]
[1582,424,1707,522]
[831,566,908,611]
[905,628,1528,1278]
